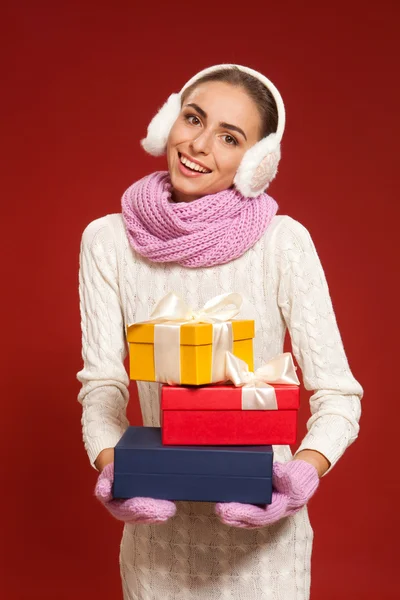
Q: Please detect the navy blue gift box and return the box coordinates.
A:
[113,426,273,504]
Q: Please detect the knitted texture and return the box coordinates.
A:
[121,171,278,267]
[77,213,363,600]
[95,463,176,524]
[215,460,319,529]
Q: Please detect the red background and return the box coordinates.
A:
[1,1,399,598]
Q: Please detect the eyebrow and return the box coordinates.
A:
[184,103,248,141]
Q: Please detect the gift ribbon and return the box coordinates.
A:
[149,291,243,323]
[225,351,300,410]
[144,292,243,384]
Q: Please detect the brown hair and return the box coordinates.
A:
[181,67,278,140]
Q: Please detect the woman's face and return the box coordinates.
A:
[166,81,262,202]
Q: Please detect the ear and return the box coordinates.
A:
[141,93,181,156]
[233,133,281,197]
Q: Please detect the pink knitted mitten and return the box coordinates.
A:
[95,463,176,525]
[215,460,319,529]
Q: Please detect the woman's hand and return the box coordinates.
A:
[94,462,177,525]
[215,460,319,529]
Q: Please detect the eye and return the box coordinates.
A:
[184,114,201,126]
[222,134,238,146]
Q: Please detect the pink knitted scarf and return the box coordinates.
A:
[121,171,278,268]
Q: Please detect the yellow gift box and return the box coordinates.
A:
[127,319,254,385]
[126,292,254,385]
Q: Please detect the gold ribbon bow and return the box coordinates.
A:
[145,292,243,384]
[225,351,300,410]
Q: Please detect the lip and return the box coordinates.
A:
[177,157,206,178]
[178,151,212,172]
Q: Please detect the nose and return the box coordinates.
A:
[190,129,212,155]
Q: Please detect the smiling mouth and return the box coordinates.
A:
[178,152,212,174]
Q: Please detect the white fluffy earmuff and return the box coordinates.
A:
[140,64,285,197]
[141,93,181,156]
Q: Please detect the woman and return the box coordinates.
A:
[77,64,363,600]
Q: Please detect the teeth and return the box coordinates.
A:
[180,154,210,173]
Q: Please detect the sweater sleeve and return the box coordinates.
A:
[275,217,363,472]
[77,217,130,468]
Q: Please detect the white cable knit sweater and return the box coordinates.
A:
[77,213,362,600]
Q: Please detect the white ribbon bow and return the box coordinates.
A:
[149,291,243,324]
[225,351,300,410]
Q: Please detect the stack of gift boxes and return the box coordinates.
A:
[113,295,300,505]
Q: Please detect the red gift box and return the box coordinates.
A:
[161,383,300,446]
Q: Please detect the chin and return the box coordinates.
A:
[171,173,231,199]
[170,173,205,197]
